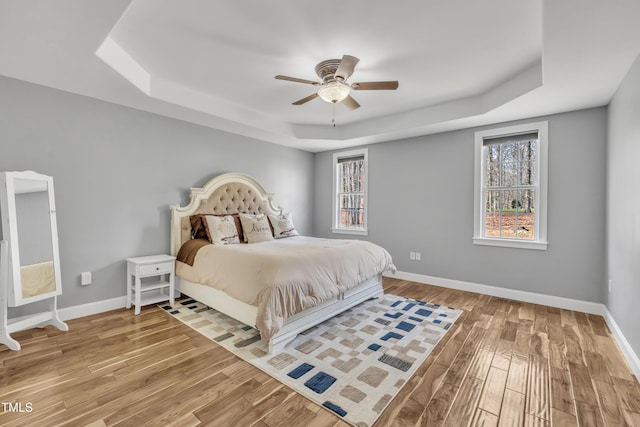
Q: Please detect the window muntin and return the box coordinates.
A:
[333,149,368,235]
[474,122,548,250]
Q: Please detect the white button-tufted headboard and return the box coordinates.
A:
[170,173,282,256]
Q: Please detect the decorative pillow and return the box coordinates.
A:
[268,212,299,239]
[218,213,245,243]
[189,214,208,240]
[239,213,274,243]
[191,213,245,242]
[202,215,241,245]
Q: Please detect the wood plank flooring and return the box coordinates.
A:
[1,277,639,426]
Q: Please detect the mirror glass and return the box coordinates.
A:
[13,177,56,299]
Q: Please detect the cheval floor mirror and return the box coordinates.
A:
[0,171,68,350]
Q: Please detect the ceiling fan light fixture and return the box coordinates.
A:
[317,81,351,104]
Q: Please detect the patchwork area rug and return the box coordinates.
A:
[161,295,461,426]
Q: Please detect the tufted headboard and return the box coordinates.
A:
[170,173,282,256]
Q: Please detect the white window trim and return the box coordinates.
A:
[473,121,548,250]
[332,148,369,236]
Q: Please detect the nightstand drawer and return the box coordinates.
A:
[138,262,172,276]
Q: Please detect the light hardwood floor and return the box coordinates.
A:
[1,277,639,426]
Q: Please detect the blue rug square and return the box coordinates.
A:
[396,321,416,332]
[384,312,403,319]
[288,363,315,379]
[416,308,433,317]
[324,401,347,417]
[381,331,404,341]
[305,371,336,394]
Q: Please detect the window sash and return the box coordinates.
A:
[473,121,548,250]
[481,134,539,241]
[333,149,368,234]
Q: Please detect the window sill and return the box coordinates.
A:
[332,228,368,236]
[473,237,548,250]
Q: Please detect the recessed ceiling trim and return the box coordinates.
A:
[96,36,150,96]
[481,60,542,111]
[150,77,292,136]
[98,34,542,145]
[97,37,293,140]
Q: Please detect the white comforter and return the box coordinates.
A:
[176,236,395,340]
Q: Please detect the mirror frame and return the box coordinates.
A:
[0,171,62,307]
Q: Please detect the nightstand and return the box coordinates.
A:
[126,254,176,315]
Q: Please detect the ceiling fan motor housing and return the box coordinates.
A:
[315,59,343,83]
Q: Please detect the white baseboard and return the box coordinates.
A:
[58,296,127,321]
[386,271,605,314]
[385,270,640,380]
[601,308,640,380]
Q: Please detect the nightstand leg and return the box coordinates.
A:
[126,268,132,310]
[134,276,142,315]
[169,272,175,306]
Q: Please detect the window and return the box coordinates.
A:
[333,148,368,235]
[473,121,548,250]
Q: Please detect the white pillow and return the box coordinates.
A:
[268,212,299,239]
[203,215,240,245]
[239,213,274,243]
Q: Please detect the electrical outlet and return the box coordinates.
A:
[409,252,416,260]
[81,271,92,286]
[415,252,421,261]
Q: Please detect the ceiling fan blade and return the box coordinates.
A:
[292,93,319,105]
[341,95,360,110]
[275,75,321,86]
[334,55,360,81]
[351,81,399,90]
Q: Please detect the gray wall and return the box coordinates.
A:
[0,73,612,325]
[607,53,640,357]
[314,108,607,303]
[0,76,314,311]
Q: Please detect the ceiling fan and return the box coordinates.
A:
[275,55,399,110]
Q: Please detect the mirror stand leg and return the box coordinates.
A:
[0,301,20,350]
[46,297,69,332]
[1,241,20,350]
[0,297,20,350]
[0,329,21,351]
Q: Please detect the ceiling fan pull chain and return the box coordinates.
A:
[332,103,336,127]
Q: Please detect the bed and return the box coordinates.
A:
[170,172,395,353]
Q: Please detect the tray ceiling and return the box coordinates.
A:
[1,0,639,152]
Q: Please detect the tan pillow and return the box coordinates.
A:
[268,212,299,239]
[239,213,274,243]
[203,215,241,245]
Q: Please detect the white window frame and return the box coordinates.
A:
[473,121,548,250]
[332,148,368,236]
